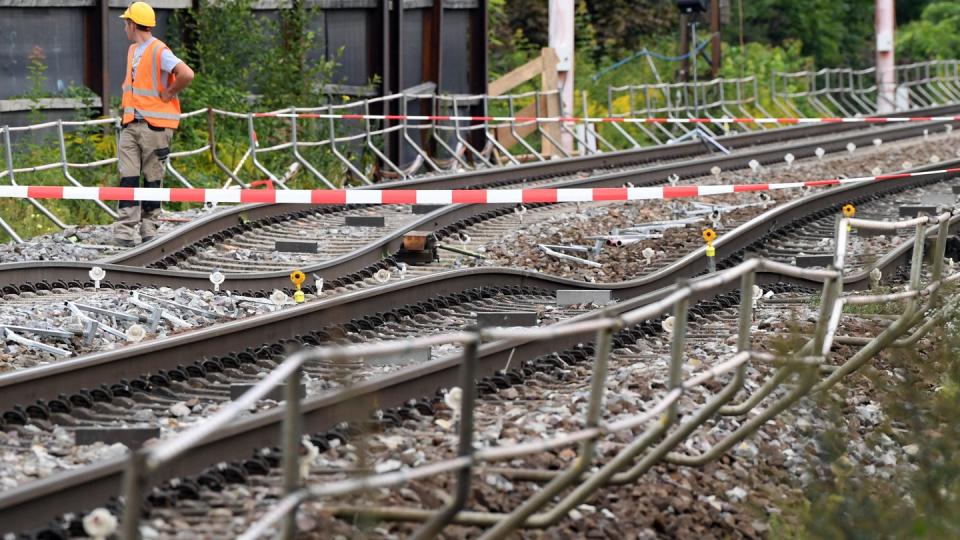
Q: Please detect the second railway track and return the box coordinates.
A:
[2,141,960,532]
[1,105,959,293]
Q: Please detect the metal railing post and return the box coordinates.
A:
[400,95,443,172]
[207,109,248,189]
[506,94,544,161]
[0,126,24,243]
[289,107,336,189]
[3,125,69,230]
[57,120,118,218]
[582,90,616,152]
[364,99,408,180]
[931,214,951,283]
[246,113,283,188]
[907,218,927,295]
[812,217,846,356]
[736,271,755,354]
[281,367,304,540]
[667,286,689,424]
[479,324,616,539]
[430,97,471,170]
[411,332,480,539]
[327,108,372,184]
[900,217,930,322]
[120,451,148,540]
[450,96,494,167]
[483,96,519,165]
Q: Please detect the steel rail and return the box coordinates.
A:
[2,110,960,531]
[2,173,959,530]
[0,111,957,292]
[0,240,943,532]
[8,101,960,269]
[0,157,957,411]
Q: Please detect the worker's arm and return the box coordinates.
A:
[160,62,195,102]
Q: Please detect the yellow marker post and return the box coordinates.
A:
[842,204,856,232]
[703,228,718,273]
[290,270,306,304]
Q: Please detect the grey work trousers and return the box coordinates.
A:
[114,121,173,242]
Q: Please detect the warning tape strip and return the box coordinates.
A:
[254,111,960,126]
[2,168,957,205]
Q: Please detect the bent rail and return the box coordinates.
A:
[129,209,958,539]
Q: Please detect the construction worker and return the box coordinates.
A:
[114,1,194,247]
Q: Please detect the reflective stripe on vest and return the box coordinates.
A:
[122,107,181,121]
[120,38,181,129]
[122,84,161,97]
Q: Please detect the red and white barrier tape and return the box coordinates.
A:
[2,168,956,205]
[254,111,960,125]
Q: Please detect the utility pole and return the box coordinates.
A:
[876,0,896,112]
[549,0,574,154]
[709,0,721,78]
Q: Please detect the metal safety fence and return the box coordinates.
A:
[770,60,960,117]
[0,89,597,243]
[119,208,960,539]
[3,59,960,243]
[608,59,960,144]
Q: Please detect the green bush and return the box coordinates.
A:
[898,2,960,62]
[773,299,960,538]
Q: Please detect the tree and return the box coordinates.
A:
[897,2,960,62]
[726,0,875,67]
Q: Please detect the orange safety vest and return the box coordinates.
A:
[121,38,181,129]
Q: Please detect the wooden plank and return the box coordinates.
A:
[322,84,379,97]
[442,0,478,7]
[488,56,543,97]
[0,97,102,113]
[494,101,538,149]
[540,47,561,156]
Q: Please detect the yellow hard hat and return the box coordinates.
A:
[120,2,156,27]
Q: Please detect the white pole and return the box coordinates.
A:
[875,0,896,113]
[549,0,575,153]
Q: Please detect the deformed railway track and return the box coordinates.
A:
[2,142,960,533]
[2,104,959,294]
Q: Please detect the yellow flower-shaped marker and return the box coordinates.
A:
[290,269,306,304]
[842,204,855,232]
[703,228,717,272]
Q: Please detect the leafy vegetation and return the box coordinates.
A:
[772,298,960,538]
[897,2,960,62]
[2,0,947,242]
[0,0,345,242]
